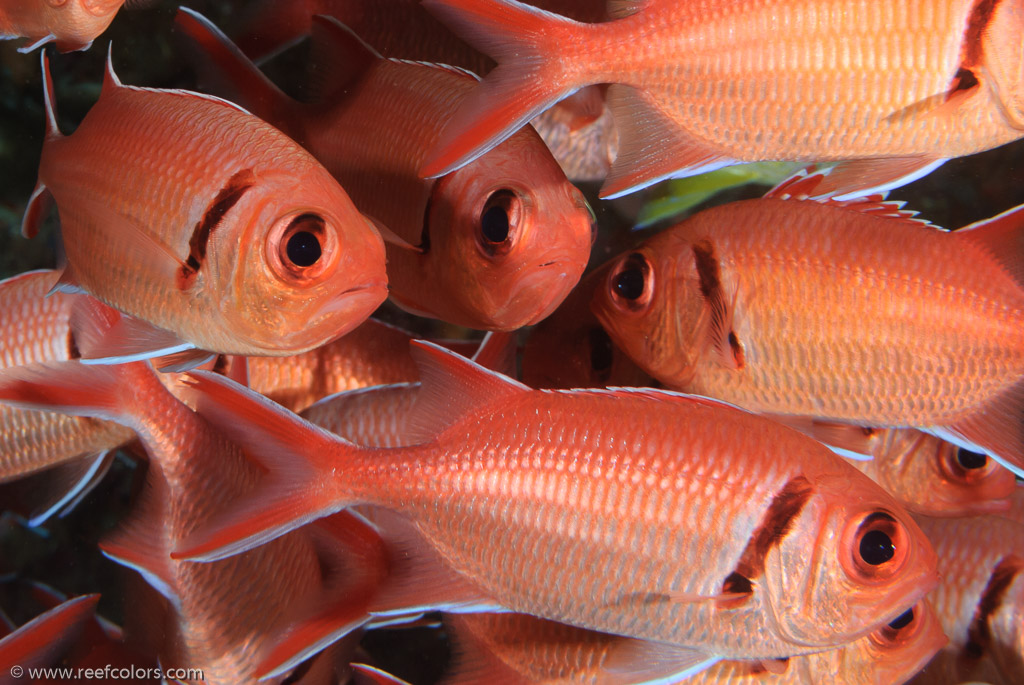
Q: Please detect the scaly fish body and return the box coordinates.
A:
[0,271,132,485]
[445,603,944,685]
[179,9,592,331]
[592,178,1024,474]
[0,0,123,52]
[910,515,1024,685]
[180,343,937,662]
[25,52,387,358]
[422,0,1024,198]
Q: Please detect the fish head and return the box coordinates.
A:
[829,600,946,685]
[590,237,707,387]
[522,267,653,388]
[214,169,387,355]
[760,470,938,648]
[421,133,594,331]
[983,0,1024,129]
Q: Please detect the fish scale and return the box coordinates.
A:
[180,347,937,662]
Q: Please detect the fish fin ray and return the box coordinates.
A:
[359,507,505,617]
[21,182,53,240]
[954,202,1024,289]
[934,378,1024,478]
[602,84,734,199]
[69,296,197,366]
[0,595,99,666]
[351,664,414,685]
[470,331,518,376]
[764,416,877,461]
[404,340,529,444]
[154,348,216,373]
[602,639,721,684]
[419,0,579,177]
[809,157,946,201]
[18,34,55,53]
[307,15,383,104]
[173,370,354,560]
[27,451,116,527]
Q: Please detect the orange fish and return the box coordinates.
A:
[0,0,123,53]
[177,8,593,331]
[0,270,133,523]
[444,602,945,684]
[176,342,937,670]
[21,50,387,363]
[230,0,617,181]
[0,360,388,683]
[910,515,1024,685]
[591,170,1024,477]
[0,594,100,676]
[421,0,1024,199]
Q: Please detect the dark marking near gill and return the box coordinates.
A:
[211,354,229,376]
[720,477,815,606]
[949,0,1000,98]
[693,240,744,368]
[178,169,256,288]
[67,330,80,360]
[964,556,1021,659]
[419,179,439,253]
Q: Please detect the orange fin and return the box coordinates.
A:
[255,511,388,680]
[366,215,423,254]
[21,182,53,240]
[27,451,116,527]
[69,296,197,366]
[307,14,383,104]
[0,594,99,668]
[173,371,356,561]
[153,348,216,373]
[601,84,734,199]
[419,0,582,177]
[954,202,1024,288]
[931,378,1024,479]
[18,34,57,54]
[809,157,946,201]
[351,664,413,685]
[471,331,518,376]
[765,415,877,462]
[404,340,529,443]
[603,637,721,682]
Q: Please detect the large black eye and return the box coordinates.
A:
[479,190,519,255]
[612,253,650,302]
[888,608,914,630]
[588,327,613,374]
[859,529,895,566]
[956,448,987,470]
[286,230,322,267]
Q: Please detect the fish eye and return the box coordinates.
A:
[871,606,919,647]
[267,212,335,284]
[956,448,987,470]
[845,512,909,583]
[478,189,520,256]
[608,253,653,312]
[588,327,614,378]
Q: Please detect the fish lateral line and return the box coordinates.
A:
[178,168,256,288]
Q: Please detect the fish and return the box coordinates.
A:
[0,0,124,53]
[0,270,133,524]
[174,341,937,670]
[420,0,1024,199]
[443,601,945,684]
[176,8,593,331]
[590,169,1024,477]
[229,0,617,181]
[0,359,390,683]
[0,594,99,681]
[909,515,1024,685]
[21,48,387,362]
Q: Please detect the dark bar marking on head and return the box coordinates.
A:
[950,0,1000,97]
[964,555,1022,659]
[720,477,815,607]
[693,240,744,368]
[728,331,745,369]
[67,329,80,360]
[178,169,256,288]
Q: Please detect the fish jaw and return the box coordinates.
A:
[762,473,939,648]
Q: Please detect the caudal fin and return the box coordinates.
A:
[420,0,585,177]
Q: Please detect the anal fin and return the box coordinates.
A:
[812,157,946,201]
[70,296,198,366]
[602,637,721,683]
[27,451,116,527]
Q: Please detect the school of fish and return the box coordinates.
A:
[0,0,1021,683]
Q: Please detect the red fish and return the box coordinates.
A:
[22,49,387,362]
[175,342,937,670]
[591,170,1024,477]
[0,0,124,52]
[0,594,99,679]
[177,8,593,331]
[421,0,1024,199]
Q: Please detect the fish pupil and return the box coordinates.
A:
[956,448,987,470]
[286,230,322,267]
[614,267,645,300]
[859,529,895,565]
[481,204,510,243]
[588,327,614,372]
[887,608,914,630]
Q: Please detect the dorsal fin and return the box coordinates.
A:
[101,43,122,93]
[40,50,60,139]
[765,167,935,227]
[404,341,529,444]
[307,15,382,104]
